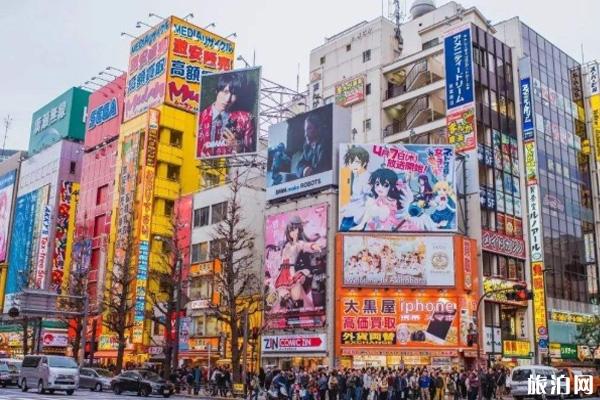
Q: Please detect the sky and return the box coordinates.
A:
[1,0,599,151]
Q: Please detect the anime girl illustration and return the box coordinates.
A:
[350,168,405,231]
[430,181,457,229]
[273,216,325,310]
[414,174,434,207]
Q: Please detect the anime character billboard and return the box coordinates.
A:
[338,144,457,232]
[264,204,328,329]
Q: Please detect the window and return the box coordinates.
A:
[211,202,228,224]
[193,206,209,228]
[191,242,209,263]
[96,184,108,205]
[362,49,371,63]
[313,82,320,92]
[203,172,219,188]
[363,118,371,132]
[164,200,174,217]
[366,83,371,96]
[69,161,76,174]
[422,38,439,50]
[346,44,351,52]
[210,239,227,259]
[170,130,183,148]
[166,164,180,181]
[320,56,326,65]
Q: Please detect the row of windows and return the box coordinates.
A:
[319,49,371,66]
[192,201,228,228]
[190,238,226,264]
[482,251,526,282]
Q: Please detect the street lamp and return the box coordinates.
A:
[120,32,137,39]
[148,12,165,20]
[225,32,237,39]
[136,21,152,29]
[203,22,216,29]
[475,283,527,367]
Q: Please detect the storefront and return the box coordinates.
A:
[180,337,222,367]
[262,334,328,370]
[335,235,479,367]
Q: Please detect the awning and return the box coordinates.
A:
[180,350,221,358]
[93,350,134,358]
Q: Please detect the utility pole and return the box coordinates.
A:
[2,114,11,155]
[242,309,249,395]
[78,295,89,365]
[173,254,183,370]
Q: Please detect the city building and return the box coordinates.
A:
[100,16,236,361]
[309,17,399,142]
[28,87,89,155]
[75,72,126,357]
[495,17,600,364]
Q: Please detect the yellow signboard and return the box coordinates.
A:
[503,340,531,358]
[591,94,600,161]
[531,261,548,352]
[524,141,537,185]
[165,16,236,113]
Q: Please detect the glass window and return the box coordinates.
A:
[211,202,228,224]
[362,49,371,63]
[193,207,209,228]
[210,239,227,259]
[170,130,183,148]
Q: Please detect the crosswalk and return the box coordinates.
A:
[0,386,191,399]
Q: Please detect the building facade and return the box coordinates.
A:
[495,17,600,365]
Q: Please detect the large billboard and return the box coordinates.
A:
[444,24,476,152]
[196,67,260,159]
[124,19,169,121]
[166,16,235,112]
[266,104,350,201]
[264,204,328,329]
[341,235,455,287]
[85,73,126,148]
[29,87,90,155]
[335,75,365,107]
[339,143,456,232]
[0,171,16,262]
[51,181,76,293]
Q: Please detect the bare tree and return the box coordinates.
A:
[209,169,261,383]
[102,222,136,372]
[57,267,87,361]
[145,211,187,380]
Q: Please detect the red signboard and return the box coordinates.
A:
[481,229,526,259]
[262,334,327,353]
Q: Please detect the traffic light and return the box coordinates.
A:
[506,284,533,301]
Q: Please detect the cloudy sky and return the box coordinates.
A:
[1,0,599,150]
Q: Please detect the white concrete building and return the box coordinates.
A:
[309,17,400,143]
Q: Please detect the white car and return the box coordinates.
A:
[510,365,568,400]
[19,355,79,395]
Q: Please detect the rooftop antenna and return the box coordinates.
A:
[393,0,404,52]
[2,114,11,155]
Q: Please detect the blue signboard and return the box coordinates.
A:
[444,25,474,110]
[5,190,38,296]
[520,78,534,140]
[88,98,119,130]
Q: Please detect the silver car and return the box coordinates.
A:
[79,368,113,392]
[19,355,79,395]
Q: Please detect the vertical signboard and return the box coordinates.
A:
[444,24,476,152]
[132,109,160,344]
[520,78,534,140]
[166,16,235,113]
[52,181,75,293]
[0,171,16,262]
[34,205,52,289]
[124,20,170,121]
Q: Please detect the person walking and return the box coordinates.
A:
[329,370,340,400]
[419,371,432,400]
[465,371,479,400]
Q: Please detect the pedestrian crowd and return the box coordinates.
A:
[246,366,510,400]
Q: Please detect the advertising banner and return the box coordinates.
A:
[51,181,75,293]
[4,190,38,311]
[570,66,583,102]
[484,327,502,353]
[267,104,345,201]
[34,205,52,289]
[264,204,327,329]
[341,235,455,287]
[481,229,526,260]
[72,239,92,273]
[124,19,169,121]
[502,340,531,358]
[586,62,600,97]
[531,261,548,353]
[444,24,476,152]
[335,75,365,107]
[98,335,119,351]
[528,185,543,262]
[339,295,466,348]
[590,94,600,161]
[88,98,119,130]
[549,310,594,324]
[0,171,16,262]
[196,67,260,159]
[42,330,69,348]
[524,141,537,185]
[166,16,235,112]
[447,106,476,152]
[338,143,456,232]
[520,78,534,140]
[482,277,527,305]
[262,334,327,353]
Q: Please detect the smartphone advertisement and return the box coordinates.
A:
[338,295,461,348]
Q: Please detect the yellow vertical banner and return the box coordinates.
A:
[590,94,600,161]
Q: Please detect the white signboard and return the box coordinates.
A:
[42,330,69,347]
[262,334,327,353]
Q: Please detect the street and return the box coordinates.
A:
[0,386,202,400]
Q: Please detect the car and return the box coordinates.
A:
[0,363,10,387]
[79,367,114,392]
[510,365,568,400]
[0,359,22,386]
[19,355,79,395]
[111,369,174,397]
[559,367,600,397]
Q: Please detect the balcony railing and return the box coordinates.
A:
[385,58,443,100]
